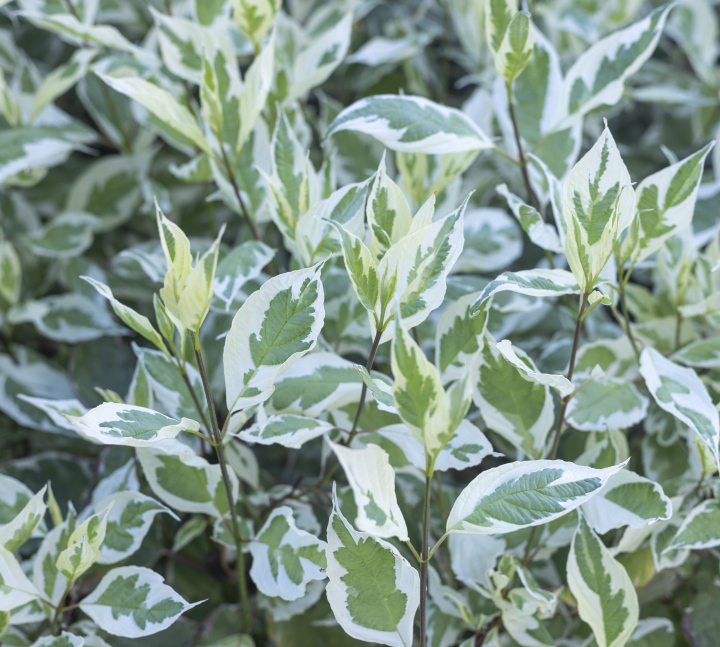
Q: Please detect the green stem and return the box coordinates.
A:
[348,327,384,442]
[419,470,432,647]
[50,584,71,635]
[178,366,212,433]
[526,293,588,564]
[506,82,539,212]
[192,333,251,631]
[219,145,262,242]
[548,292,587,460]
[619,289,641,360]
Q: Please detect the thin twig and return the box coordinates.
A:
[219,146,262,242]
[506,82,540,213]
[192,333,251,631]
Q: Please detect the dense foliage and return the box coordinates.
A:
[1,0,720,646]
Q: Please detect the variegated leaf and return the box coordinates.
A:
[326,485,419,647]
[98,74,211,156]
[83,277,168,355]
[354,419,494,474]
[447,459,626,534]
[66,403,199,447]
[0,484,46,552]
[493,338,574,397]
[223,265,325,413]
[582,470,672,533]
[471,268,581,314]
[667,498,720,551]
[567,514,638,647]
[8,293,127,344]
[239,413,334,449]
[78,566,201,638]
[137,439,238,517]
[249,506,327,601]
[326,95,492,154]
[640,347,720,472]
[493,11,535,83]
[497,184,563,253]
[556,4,674,126]
[232,0,280,48]
[94,491,177,564]
[0,545,41,611]
[563,124,634,292]
[566,377,648,432]
[329,441,408,541]
[157,207,224,333]
[213,241,275,312]
[473,340,554,459]
[288,13,352,102]
[266,351,363,417]
[633,142,714,262]
[367,152,412,258]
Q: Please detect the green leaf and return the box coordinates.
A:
[249,506,327,601]
[567,514,638,647]
[640,347,720,473]
[78,566,201,638]
[326,485,419,647]
[326,94,492,154]
[224,265,325,413]
[446,459,626,534]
